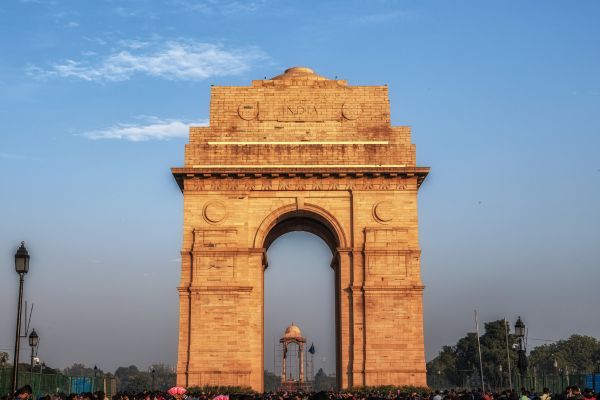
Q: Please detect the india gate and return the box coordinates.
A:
[172,67,429,391]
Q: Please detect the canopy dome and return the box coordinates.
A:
[283,323,303,339]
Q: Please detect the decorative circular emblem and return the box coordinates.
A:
[203,201,227,224]
[373,201,393,223]
[342,102,362,120]
[238,102,259,120]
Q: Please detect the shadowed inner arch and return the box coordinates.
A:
[262,211,341,266]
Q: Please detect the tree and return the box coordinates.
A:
[114,364,175,391]
[115,365,144,391]
[429,320,600,389]
[528,335,600,374]
[427,319,518,387]
[427,346,459,386]
[64,363,104,377]
[149,363,176,390]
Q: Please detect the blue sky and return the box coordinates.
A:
[1,0,599,376]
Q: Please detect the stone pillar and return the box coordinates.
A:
[281,343,286,382]
[299,342,304,383]
[343,248,367,387]
[176,287,191,387]
[335,248,354,389]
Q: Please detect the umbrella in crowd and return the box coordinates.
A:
[167,387,187,397]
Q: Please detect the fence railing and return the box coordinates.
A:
[427,372,600,393]
[0,367,117,398]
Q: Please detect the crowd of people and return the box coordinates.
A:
[2,385,599,400]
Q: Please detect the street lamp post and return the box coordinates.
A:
[12,242,30,394]
[28,329,39,384]
[515,317,527,389]
[152,368,156,390]
[499,364,503,389]
[93,365,98,392]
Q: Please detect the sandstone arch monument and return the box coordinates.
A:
[172,67,429,391]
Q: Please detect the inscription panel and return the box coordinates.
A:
[195,254,235,281]
[364,228,409,249]
[279,103,322,122]
[367,253,407,277]
[256,99,343,122]
[193,228,237,249]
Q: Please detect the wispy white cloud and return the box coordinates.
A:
[27,39,268,82]
[118,39,150,49]
[355,10,417,24]
[82,36,108,46]
[80,116,208,142]
[168,0,264,15]
[0,153,41,161]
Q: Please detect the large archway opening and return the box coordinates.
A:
[260,211,342,391]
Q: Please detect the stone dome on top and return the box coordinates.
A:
[283,323,303,339]
[272,66,328,81]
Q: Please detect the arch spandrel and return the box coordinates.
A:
[253,202,349,252]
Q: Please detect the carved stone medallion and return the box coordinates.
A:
[238,102,259,120]
[341,102,362,120]
[373,201,393,223]
[203,201,227,223]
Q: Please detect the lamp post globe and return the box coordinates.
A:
[15,242,30,274]
[29,329,38,383]
[11,241,31,394]
[28,329,39,348]
[514,317,528,389]
[515,316,525,338]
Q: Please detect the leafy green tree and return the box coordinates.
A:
[427,345,459,385]
[115,365,143,391]
[429,320,600,389]
[428,319,518,387]
[528,335,600,374]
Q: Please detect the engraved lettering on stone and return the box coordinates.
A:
[279,102,322,122]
